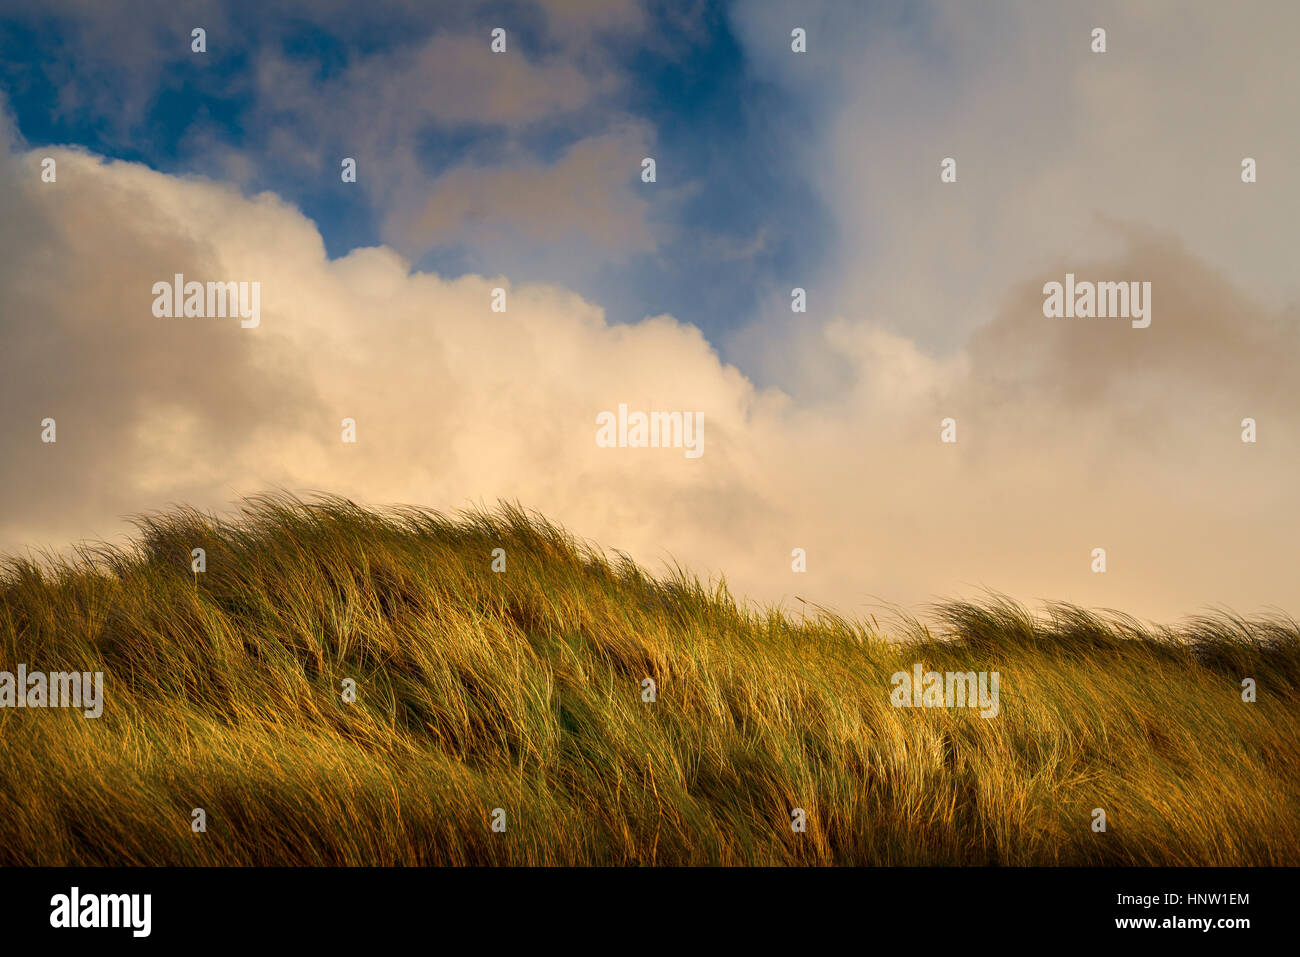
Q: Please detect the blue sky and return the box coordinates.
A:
[0,0,832,363]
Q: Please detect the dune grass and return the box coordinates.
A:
[0,493,1296,865]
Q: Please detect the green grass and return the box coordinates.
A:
[1,493,1296,865]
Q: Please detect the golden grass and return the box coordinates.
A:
[1,493,1296,865]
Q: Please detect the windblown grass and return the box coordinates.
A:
[1,493,1296,865]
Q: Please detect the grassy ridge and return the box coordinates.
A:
[1,494,1297,865]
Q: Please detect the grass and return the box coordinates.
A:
[1,493,1297,865]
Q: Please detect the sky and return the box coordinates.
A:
[1,0,1298,624]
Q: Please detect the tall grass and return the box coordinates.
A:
[1,493,1296,865]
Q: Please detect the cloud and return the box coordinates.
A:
[246,27,657,263]
[541,0,646,40]
[0,139,772,575]
[393,124,656,259]
[2,133,1298,623]
[256,30,606,131]
[729,0,1300,368]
